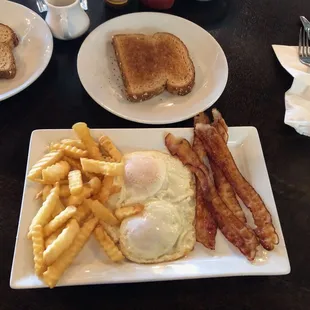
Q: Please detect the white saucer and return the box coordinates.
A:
[77,12,228,124]
[0,2,53,101]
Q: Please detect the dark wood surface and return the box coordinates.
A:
[1,0,310,309]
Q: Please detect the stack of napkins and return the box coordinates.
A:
[272,45,310,137]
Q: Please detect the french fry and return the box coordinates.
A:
[72,122,102,160]
[111,185,121,195]
[73,203,92,224]
[51,198,66,218]
[86,177,101,195]
[94,225,124,262]
[45,227,63,248]
[43,217,98,288]
[115,204,144,221]
[27,151,64,181]
[50,143,88,159]
[63,156,82,170]
[100,220,120,243]
[43,219,80,266]
[32,179,68,185]
[59,185,70,197]
[84,199,119,226]
[80,158,124,176]
[42,185,53,201]
[44,206,77,237]
[98,176,114,204]
[98,135,122,162]
[35,190,43,200]
[31,225,46,276]
[101,156,115,162]
[61,139,86,150]
[42,161,70,183]
[68,170,83,195]
[63,156,95,180]
[65,186,93,206]
[28,186,59,237]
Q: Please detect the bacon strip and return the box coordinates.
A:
[193,114,217,250]
[212,108,228,138]
[195,112,247,224]
[195,182,217,250]
[165,133,258,260]
[196,124,279,250]
[192,166,258,260]
[210,160,247,223]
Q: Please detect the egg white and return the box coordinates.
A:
[109,151,196,264]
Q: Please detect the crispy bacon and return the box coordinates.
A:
[191,166,258,260]
[195,112,247,224]
[211,108,229,141]
[196,124,279,250]
[193,113,217,250]
[195,182,217,250]
[210,160,247,224]
[165,133,258,260]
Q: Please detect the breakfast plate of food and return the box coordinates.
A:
[77,12,228,124]
[0,2,53,101]
[10,109,289,289]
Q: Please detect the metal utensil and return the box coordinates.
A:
[36,0,47,13]
[298,27,310,66]
[300,16,310,38]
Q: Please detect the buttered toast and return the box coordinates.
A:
[112,32,195,102]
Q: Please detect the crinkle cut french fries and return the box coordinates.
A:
[115,204,145,221]
[94,225,124,262]
[26,122,129,288]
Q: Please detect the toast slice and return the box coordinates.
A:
[0,43,17,79]
[112,32,195,102]
[0,23,19,49]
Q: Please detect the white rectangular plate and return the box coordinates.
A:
[10,127,290,289]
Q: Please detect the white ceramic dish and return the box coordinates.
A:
[10,127,290,289]
[0,2,53,101]
[77,13,228,124]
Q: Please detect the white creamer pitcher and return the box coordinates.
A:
[45,0,90,40]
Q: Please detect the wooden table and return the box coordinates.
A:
[1,0,310,309]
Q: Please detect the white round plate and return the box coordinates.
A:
[77,12,228,124]
[0,2,53,101]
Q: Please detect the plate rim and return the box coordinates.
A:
[0,2,54,102]
[77,12,228,124]
[10,126,290,289]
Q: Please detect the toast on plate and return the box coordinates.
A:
[112,32,195,102]
[0,23,19,49]
[0,43,17,79]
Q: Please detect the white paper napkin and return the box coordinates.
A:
[272,45,310,136]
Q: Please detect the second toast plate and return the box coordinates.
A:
[77,13,228,124]
[0,2,53,102]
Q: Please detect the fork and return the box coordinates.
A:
[299,27,310,66]
[300,16,310,39]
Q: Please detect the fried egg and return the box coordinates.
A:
[119,152,167,205]
[110,151,196,264]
